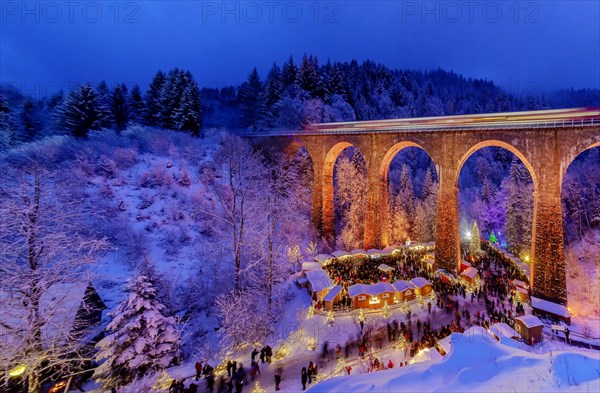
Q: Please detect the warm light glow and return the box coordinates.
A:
[369,296,381,304]
[465,231,472,240]
[524,255,530,262]
[9,364,26,377]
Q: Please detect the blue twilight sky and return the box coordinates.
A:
[1,0,599,96]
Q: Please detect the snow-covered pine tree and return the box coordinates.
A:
[172,72,203,136]
[280,55,297,88]
[158,68,186,130]
[239,68,264,131]
[58,84,106,138]
[111,84,130,131]
[96,80,113,128]
[128,84,145,125]
[469,221,481,255]
[144,70,166,126]
[94,274,180,388]
[260,63,284,127]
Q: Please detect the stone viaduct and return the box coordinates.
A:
[249,109,600,305]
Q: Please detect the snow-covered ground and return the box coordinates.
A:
[565,230,600,338]
[306,327,600,393]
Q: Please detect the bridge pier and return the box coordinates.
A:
[531,166,568,304]
[434,166,461,273]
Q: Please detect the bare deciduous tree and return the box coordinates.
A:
[0,163,109,393]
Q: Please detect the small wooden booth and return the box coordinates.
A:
[377,263,395,280]
[411,277,433,296]
[304,269,334,301]
[531,297,571,325]
[460,267,479,285]
[512,279,529,302]
[393,280,417,302]
[348,282,395,309]
[323,285,343,311]
[423,253,435,272]
[489,322,520,341]
[460,260,472,273]
[514,315,543,344]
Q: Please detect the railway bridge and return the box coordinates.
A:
[249,108,600,305]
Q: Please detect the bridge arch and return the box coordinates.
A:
[379,141,438,246]
[322,142,364,244]
[456,140,539,287]
[456,140,538,192]
[562,140,600,184]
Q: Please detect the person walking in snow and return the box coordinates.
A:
[251,348,259,362]
[301,367,308,391]
[195,361,203,381]
[259,347,266,363]
[274,368,282,391]
[388,359,393,369]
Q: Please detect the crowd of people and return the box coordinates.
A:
[180,245,537,392]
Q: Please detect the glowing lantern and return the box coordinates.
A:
[9,364,26,377]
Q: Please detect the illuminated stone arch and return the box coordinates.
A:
[455,140,539,283]
[378,141,438,246]
[561,140,600,186]
[322,142,361,243]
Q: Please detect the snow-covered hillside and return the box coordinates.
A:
[565,229,600,337]
[307,327,600,393]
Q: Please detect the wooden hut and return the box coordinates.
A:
[514,315,543,344]
[514,286,528,302]
[323,285,343,311]
[423,253,435,272]
[348,282,395,309]
[304,269,334,301]
[531,297,571,324]
[393,280,416,302]
[460,267,479,285]
[460,260,472,273]
[411,277,433,296]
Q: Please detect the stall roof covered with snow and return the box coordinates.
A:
[489,322,519,340]
[381,245,399,254]
[377,263,394,273]
[1,282,105,347]
[460,266,479,279]
[314,254,333,263]
[531,296,571,324]
[331,250,350,258]
[323,285,343,303]
[350,249,367,255]
[411,277,432,288]
[305,269,334,293]
[301,262,322,272]
[392,280,415,292]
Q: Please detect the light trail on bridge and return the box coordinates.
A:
[305,107,600,133]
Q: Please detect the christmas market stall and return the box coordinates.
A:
[531,296,571,324]
[411,277,433,296]
[393,280,417,302]
[304,269,334,301]
[514,315,543,344]
[460,266,480,285]
[323,285,343,311]
[422,253,435,272]
[348,282,395,309]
